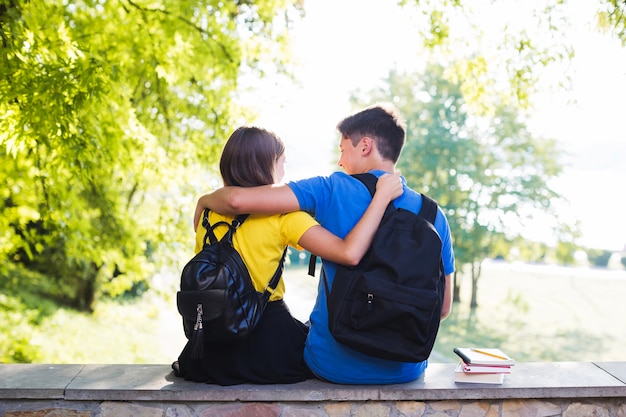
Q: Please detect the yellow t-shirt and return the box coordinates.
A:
[194,211,319,301]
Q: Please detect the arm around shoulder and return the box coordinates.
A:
[193,184,301,230]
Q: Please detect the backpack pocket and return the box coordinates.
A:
[177,289,227,340]
[177,289,227,321]
[329,271,442,362]
[348,272,440,344]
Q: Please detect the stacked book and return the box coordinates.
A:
[453,347,515,384]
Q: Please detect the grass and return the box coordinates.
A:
[432,261,626,363]
[30,292,185,364]
[20,260,626,365]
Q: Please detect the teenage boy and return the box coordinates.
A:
[194,103,455,384]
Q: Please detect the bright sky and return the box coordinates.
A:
[249,0,626,252]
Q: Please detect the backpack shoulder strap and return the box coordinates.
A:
[260,247,288,303]
[351,172,377,197]
[221,213,249,245]
[418,194,438,224]
[200,209,285,301]
[352,174,440,225]
[232,214,249,227]
[308,173,382,278]
[200,209,249,246]
[308,252,318,277]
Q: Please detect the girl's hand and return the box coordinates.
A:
[375,171,403,203]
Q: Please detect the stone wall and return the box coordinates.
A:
[2,398,626,417]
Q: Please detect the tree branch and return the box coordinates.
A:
[124,0,234,63]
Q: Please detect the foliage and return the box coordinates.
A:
[0,0,301,311]
[0,263,54,363]
[597,0,626,45]
[586,249,613,267]
[554,241,579,266]
[350,63,568,307]
[512,239,551,264]
[399,0,578,112]
[401,1,626,112]
[394,0,624,276]
[0,293,42,363]
[0,261,181,364]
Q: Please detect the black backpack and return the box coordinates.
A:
[177,209,286,358]
[315,173,446,362]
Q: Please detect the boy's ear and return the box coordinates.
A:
[361,136,374,156]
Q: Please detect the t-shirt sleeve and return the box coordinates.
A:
[288,175,335,216]
[279,211,319,249]
[434,207,456,276]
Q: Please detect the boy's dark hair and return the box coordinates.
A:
[220,126,285,187]
[336,103,406,163]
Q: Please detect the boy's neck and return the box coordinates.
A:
[354,160,395,175]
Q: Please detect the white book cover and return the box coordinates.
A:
[460,361,512,374]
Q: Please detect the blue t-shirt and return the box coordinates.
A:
[288,170,455,384]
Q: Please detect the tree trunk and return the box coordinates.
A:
[452,270,461,303]
[469,261,482,308]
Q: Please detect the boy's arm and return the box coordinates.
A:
[194,184,300,231]
[441,274,453,320]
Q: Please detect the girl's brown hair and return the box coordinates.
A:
[219,126,285,187]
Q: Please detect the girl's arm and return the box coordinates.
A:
[194,184,299,231]
[297,172,403,266]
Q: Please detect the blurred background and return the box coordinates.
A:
[1,0,624,364]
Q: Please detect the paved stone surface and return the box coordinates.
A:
[595,361,626,384]
[2,362,623,402]
[0,364,84,399]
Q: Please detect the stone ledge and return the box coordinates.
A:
[1,362,625,402]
